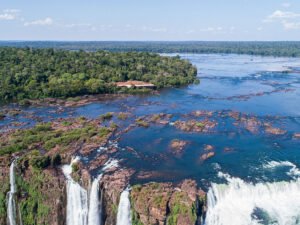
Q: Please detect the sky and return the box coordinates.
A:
[0,0,300,41]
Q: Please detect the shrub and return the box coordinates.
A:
[100,112,113,120]
[30,155,51,169]
[51,154,61,166]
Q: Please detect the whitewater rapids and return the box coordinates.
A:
[205,164,300,225]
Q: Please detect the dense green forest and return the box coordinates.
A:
[1,41,300,57]
[0,47,197,103]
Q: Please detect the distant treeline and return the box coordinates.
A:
[0,41,300,57]
[0,47,197,103]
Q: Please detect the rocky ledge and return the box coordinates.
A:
[130,179,206,225]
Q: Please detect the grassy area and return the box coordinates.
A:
[167,192,197,225]
[0,118,114,156]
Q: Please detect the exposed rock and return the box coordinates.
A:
[174,119,217,133]
[228,111,240,120]
[117,112,131,120]
[203,144,214,151]
[89,154,109,170]
[14,165,66,225]
[81,169,91,190]
[169,139,189,156]
[168,180,205,225]
[200,152,215,161]
[101,168,135,225]
[293,133,300,139]
[131,182,173,225]
[192,110,214,117]
[240,116,261,134]
[149,113,172,125]
[0,157,10,225]
[131,180,206,225]
[264,123,286,135]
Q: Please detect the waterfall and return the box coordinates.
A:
[88,174,103,225]
[87,159,119,225]
[63,157,119,225]
[116,188,132,225]
[7,161,17,225]
[205,171,300,225]
[62,157,88,225]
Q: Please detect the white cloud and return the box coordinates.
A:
[199,26,235,33]
[64,23,92,28]
[265,10,300,22]
[282,20,300,30]
[282,2,291,8]
[141,26,167,33]
[24,17,53,26]
[263,9,300,31]
[0,9,20,20]
[257,27,263,31]
[200,27,217,32]
[3,9,20,13]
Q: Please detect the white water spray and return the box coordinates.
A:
[88,174,103,225]
[87,159,119,225]
[62,157,88,225]
[63,157,119,225]
[7,161,17,225]
[116,187,132,225]
[205,170,300,225]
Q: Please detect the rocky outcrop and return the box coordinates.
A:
[200,152,215,161]
[169,140,189,156]
[101,168,134,225]
[168,180,206,225]
[191,110,214,117]
[174,119,217,133]
[264,123,286,135]
[0,157,11,224]
[293,133,300,139]
[131,180,206,225]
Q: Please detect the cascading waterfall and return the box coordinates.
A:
[63,157,119,225]
[88,174,103,225]
[7,161,17,225]
[87,159,119,225]
[116,187,132,225]
[62,157,88,225]
[205,167,300,225]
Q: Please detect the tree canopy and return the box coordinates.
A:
[1,41,300,57]
[0,47,197,103]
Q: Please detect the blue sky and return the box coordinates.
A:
[0,0,300,41]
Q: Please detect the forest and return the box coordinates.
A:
[0,47,197,103]
[1,41,300,57]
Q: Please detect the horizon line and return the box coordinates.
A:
[0,40,300,42]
